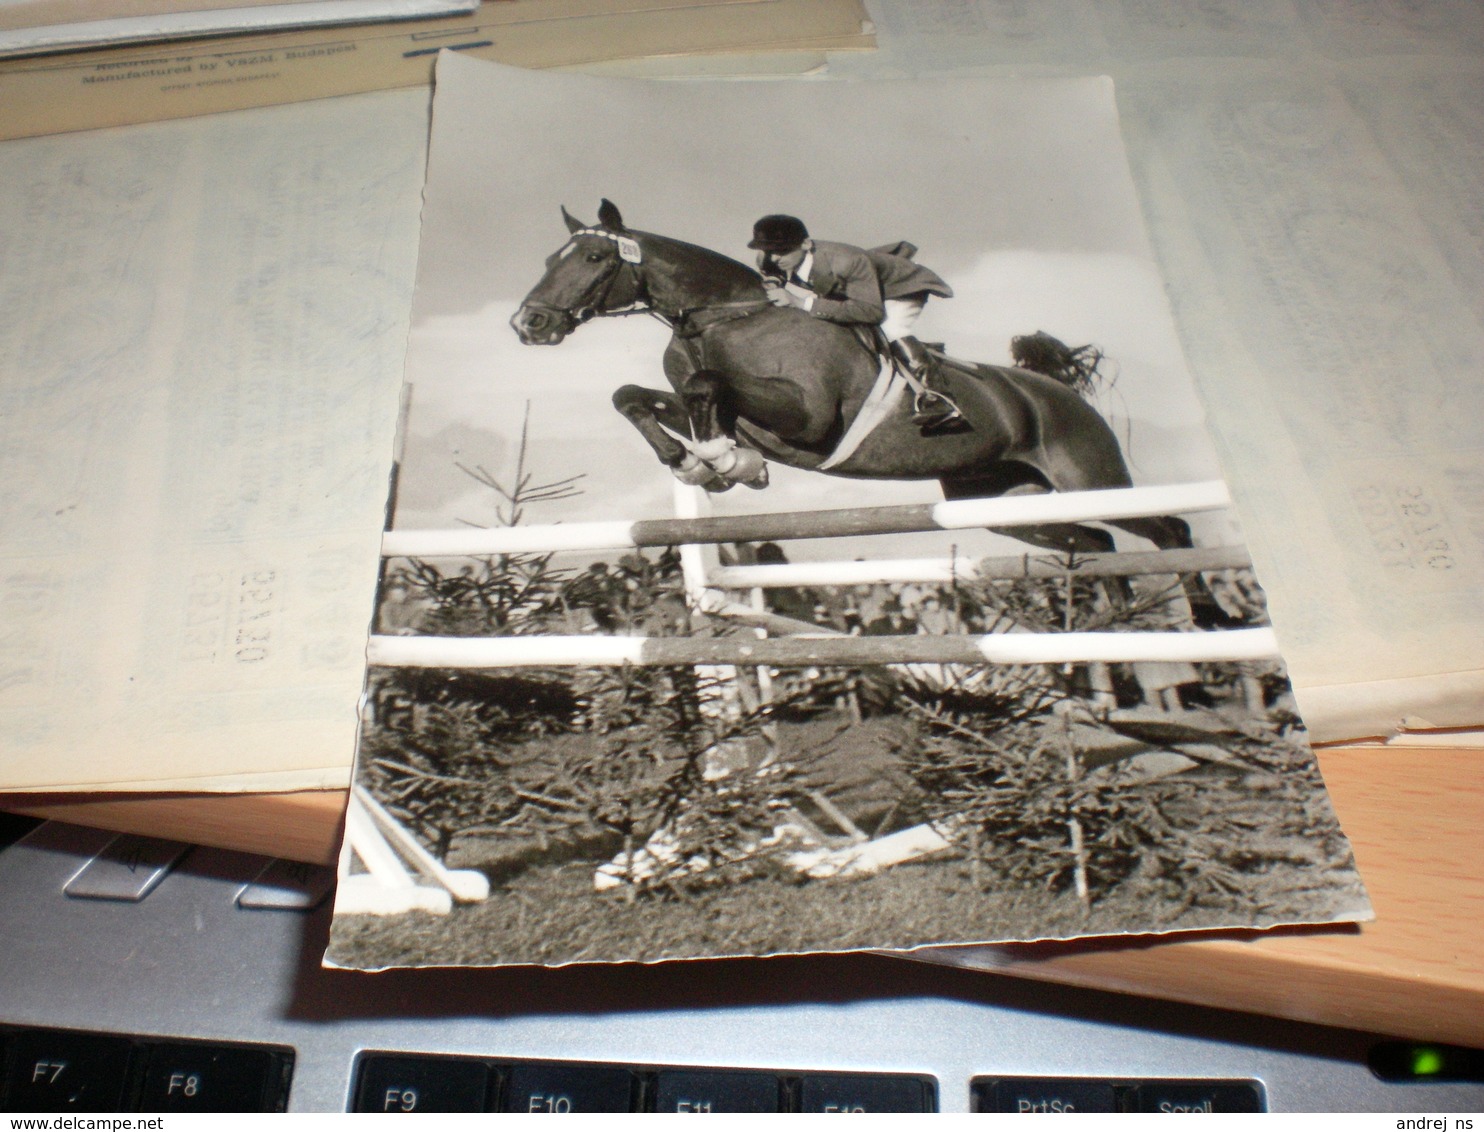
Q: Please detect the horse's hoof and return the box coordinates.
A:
[722,447,768,488]
[739,461,770,490]
[1189,599,1245,631]
[671,453,716,486]
[692,436,737,463]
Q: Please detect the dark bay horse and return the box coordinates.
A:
[510,200,1195,560]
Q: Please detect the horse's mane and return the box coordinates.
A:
[635,230,765,297]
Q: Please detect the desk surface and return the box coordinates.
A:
[3,0,1482,1055]
[6,742,1482,1048]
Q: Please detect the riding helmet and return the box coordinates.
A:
[748,214,809,253]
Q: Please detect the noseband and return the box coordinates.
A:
[526,227,648,330]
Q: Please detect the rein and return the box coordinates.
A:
[543,227,771,337]
[658,299,771,340]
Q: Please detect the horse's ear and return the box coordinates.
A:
[597,199,627,232]
[561,205,585,234]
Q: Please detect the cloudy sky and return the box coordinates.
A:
[395,56,1235,562]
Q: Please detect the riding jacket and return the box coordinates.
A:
[796,240,953,326]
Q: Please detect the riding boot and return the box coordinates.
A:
[893,336,971,435]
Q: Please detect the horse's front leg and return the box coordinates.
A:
[681,370,768,489]
[611,384,732,491]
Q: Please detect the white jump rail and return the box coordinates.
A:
[380,481,1232,558]
[367,627,1279,669]
[334,795,453,916]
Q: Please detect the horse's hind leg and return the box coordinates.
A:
[1108,513,1193,552]
[995,517,1116,555]
[942,472,1132,630]
[1107,515,1239,628]
[940,471,1115,555]
[1001,433,1224,622]
[612,384,730,491]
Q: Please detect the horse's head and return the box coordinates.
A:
[511,199,647,345]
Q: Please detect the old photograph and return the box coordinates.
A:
[324,55,1371,969]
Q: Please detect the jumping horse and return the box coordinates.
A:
[510,200,1201,566]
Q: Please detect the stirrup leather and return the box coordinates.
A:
[891,336,972,432]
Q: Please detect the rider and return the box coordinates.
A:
[746,214,967,433]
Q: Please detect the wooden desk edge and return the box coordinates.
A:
[4,744,1482,1048]
[1,789,346,866]
[927,929,1483,1048]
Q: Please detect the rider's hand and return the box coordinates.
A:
[763,280,797,308]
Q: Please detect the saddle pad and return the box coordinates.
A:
[819,356,906,471]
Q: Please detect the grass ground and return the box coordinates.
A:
[326,844,1361,969]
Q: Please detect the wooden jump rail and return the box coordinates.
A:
[367,627,1279,669]
[711,545,1251,589]
[380,481,1233,558]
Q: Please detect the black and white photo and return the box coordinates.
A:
[325,55,1370,969]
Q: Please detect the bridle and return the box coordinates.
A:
[525,228,770,338]
[520,227,651,333]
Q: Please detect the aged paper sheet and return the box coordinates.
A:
[0,88,428,791]
[325,55,1368,968]
[831,3,1484,743]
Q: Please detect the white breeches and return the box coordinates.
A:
[881,296,926,341]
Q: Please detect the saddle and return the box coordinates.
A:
[857,326,948,378]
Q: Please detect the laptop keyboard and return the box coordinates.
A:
[0,819,1478,1113]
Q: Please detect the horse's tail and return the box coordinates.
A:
[1008,330,1111,400]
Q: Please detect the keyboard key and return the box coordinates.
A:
[654,1069,781,1112]
[138,1043,289,1111]
[354,1055,491,1112]
[502,1063,637,1112]
[5,1030,134,1111]
[1130,1080,1264,1113]
[799,1072,935,1112]
[976,1077,1119,1113]
[236,859,334,911]
[63,835,188,902]
[0,813,42,852]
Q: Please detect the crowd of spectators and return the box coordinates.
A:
[767,579,978,636]
[374,540,1285,716]
[739,542,981,636]
[731,540,1285,716]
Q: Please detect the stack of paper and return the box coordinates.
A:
[0,0,873,140]
[0,0,477,59]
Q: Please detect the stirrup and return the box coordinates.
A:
[912,389,972,435]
